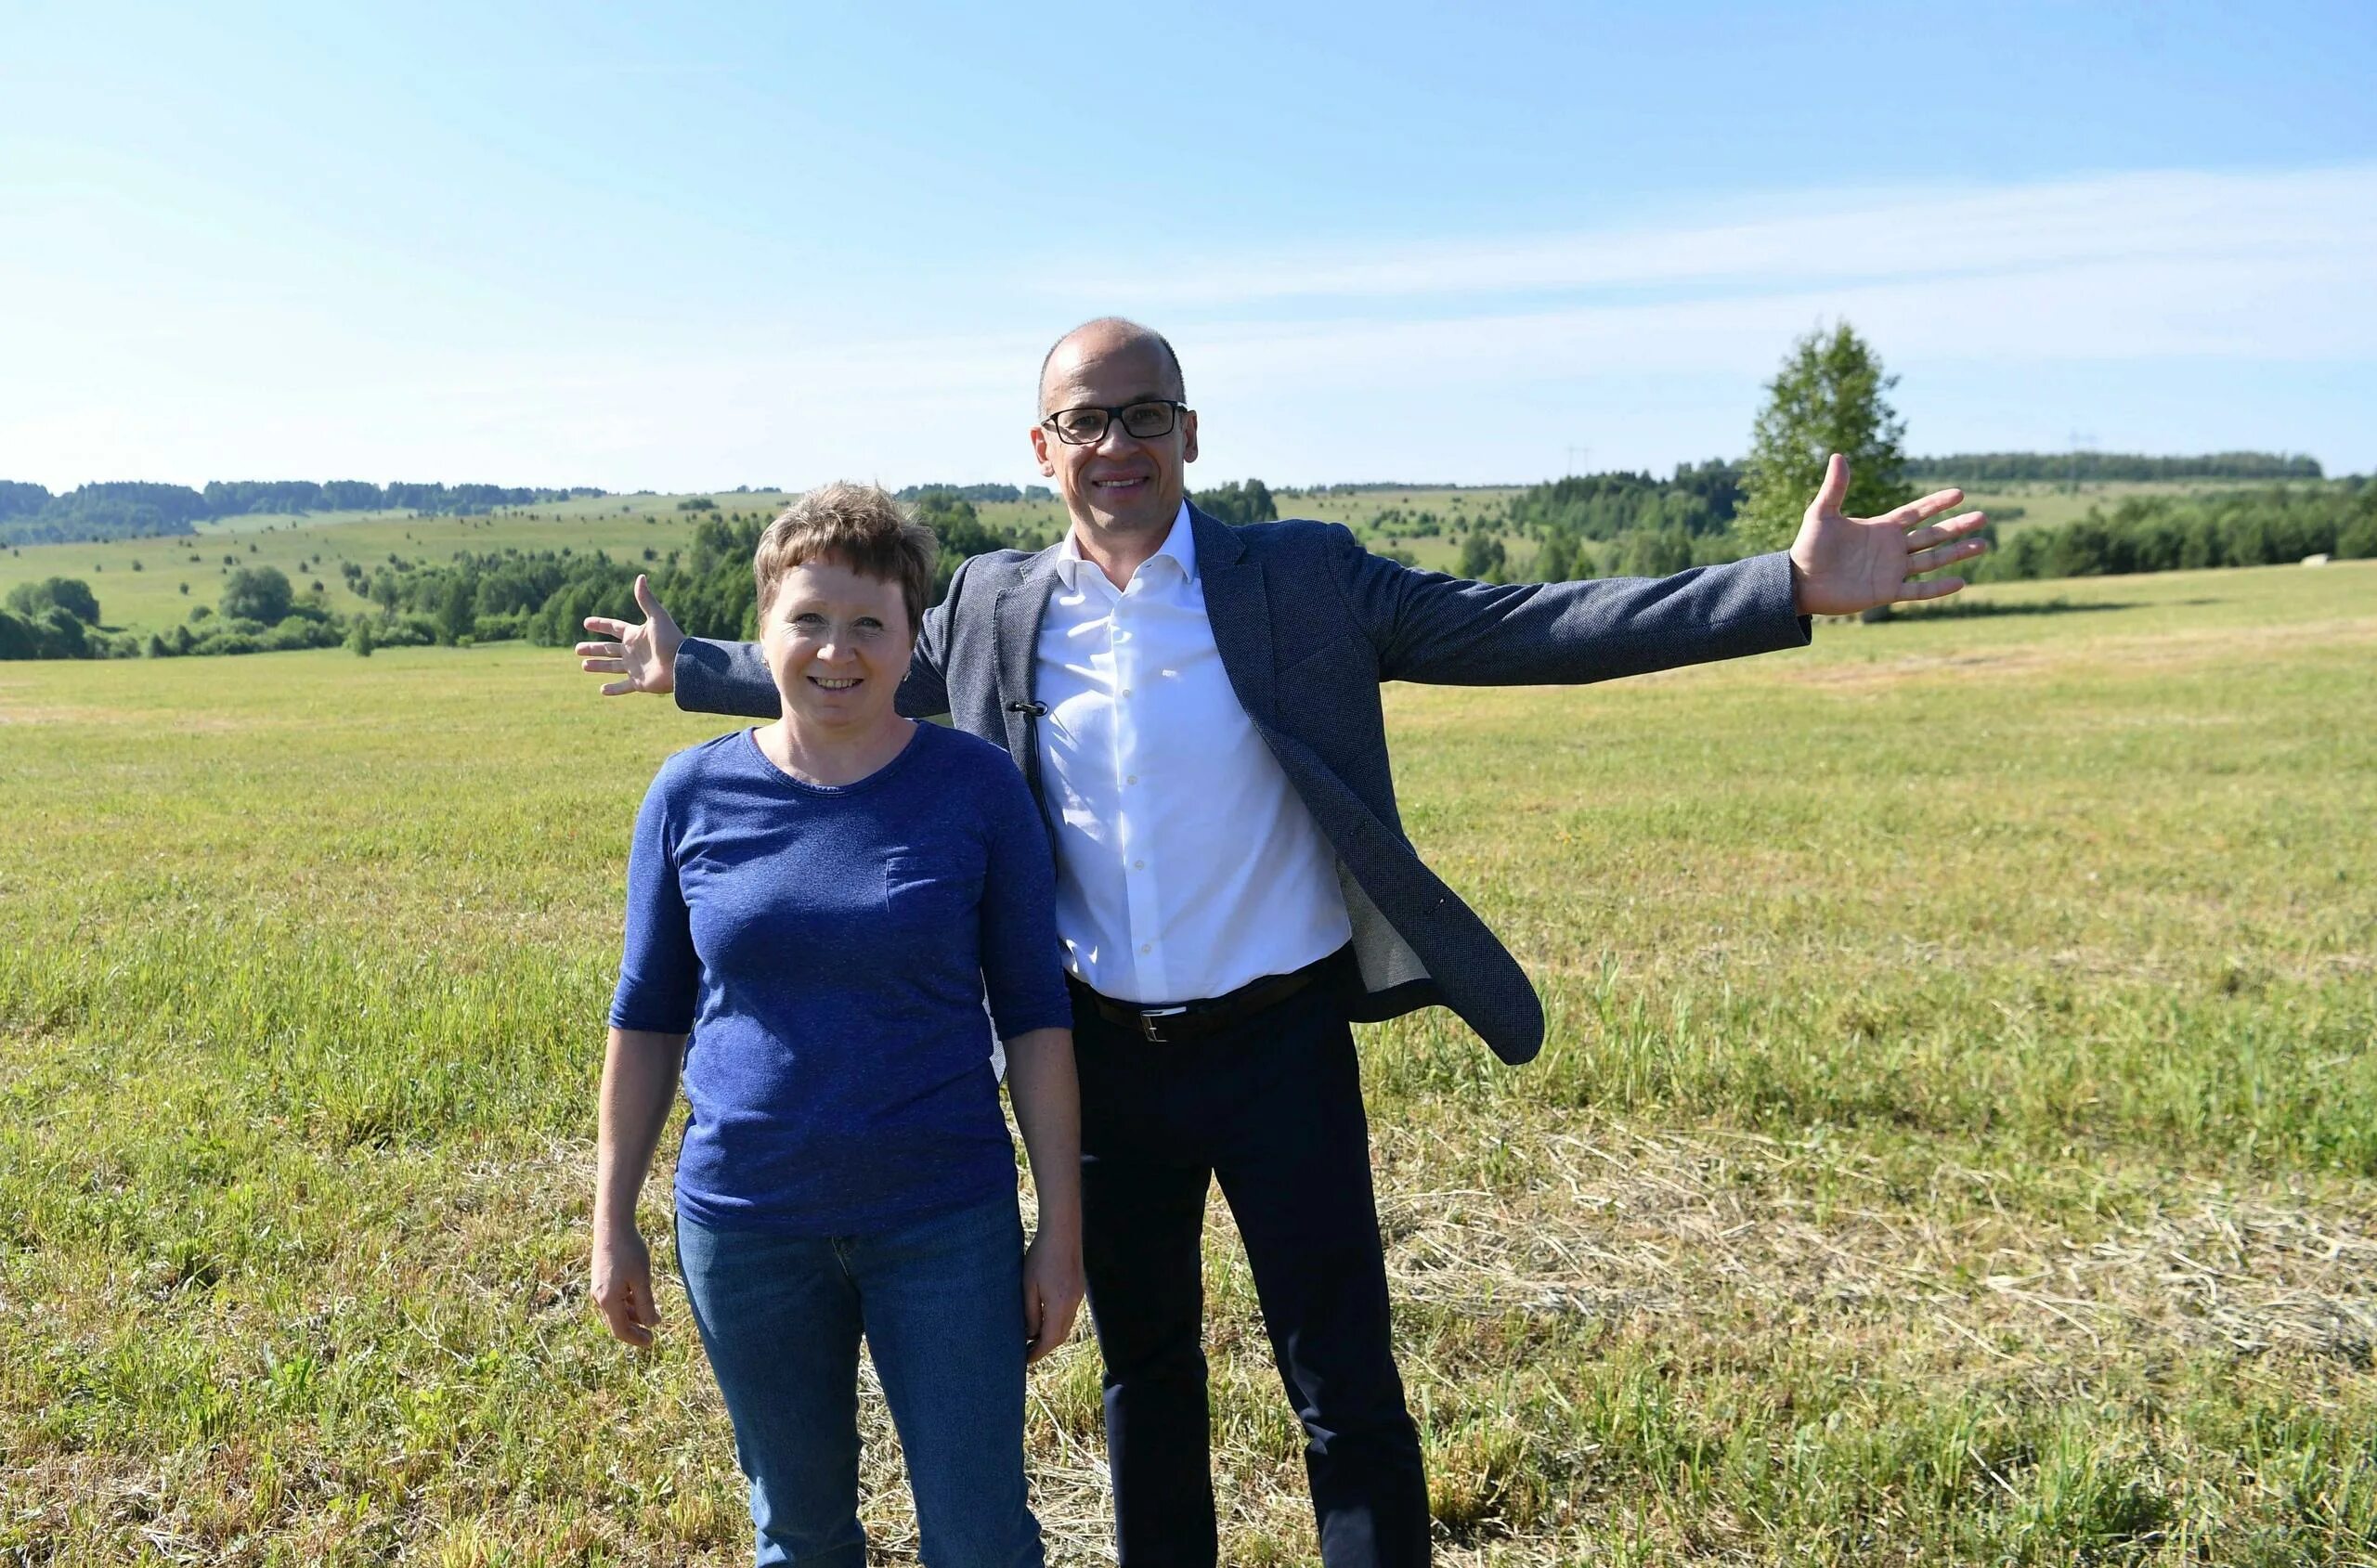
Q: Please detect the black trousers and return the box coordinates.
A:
[1072,978,1432,1568]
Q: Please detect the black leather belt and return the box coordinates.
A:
[1070,952,1340,1044]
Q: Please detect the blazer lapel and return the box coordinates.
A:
[1192,506,1276,727]
[992,551,1060,775]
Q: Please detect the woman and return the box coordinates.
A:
[591,483,1079,1568]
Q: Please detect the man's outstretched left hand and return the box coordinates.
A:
[1789,453,1991,616]
[577,574,682,696]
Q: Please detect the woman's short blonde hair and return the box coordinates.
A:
[752,483,939,635]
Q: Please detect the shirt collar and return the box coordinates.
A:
[1055,501,1196,591]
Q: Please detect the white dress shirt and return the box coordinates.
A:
[1035,504,1353,1004]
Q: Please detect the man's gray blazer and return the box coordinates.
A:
[675,506,1811,1066]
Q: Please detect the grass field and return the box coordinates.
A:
[3,560,2373,1564]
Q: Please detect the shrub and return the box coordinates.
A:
[1458,534,1506,580]
[472,611,529,643]
[220,565,294,625]
[2339,502,2377,561]
[262,618,340,653]
[1617,526,1694,578]
[1193,478,1279,525]
[6,577,100,625]
[34,606,89,657]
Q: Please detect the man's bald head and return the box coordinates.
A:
[1037,317,1185,413]
[1029,316,1199,547]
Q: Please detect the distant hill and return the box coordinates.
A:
[1904,452,2321,484]
[0,479,608,547]
[0,482,213,547]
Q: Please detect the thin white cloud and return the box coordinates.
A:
[1174,250,2375,395]
[1077,164,2377,310]
[8,165,2371,488]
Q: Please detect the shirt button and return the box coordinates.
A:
[1133,859,1145,869]
[1122,686,1133,697]
[1126,774,1137,784]
[1139,943,1152,954]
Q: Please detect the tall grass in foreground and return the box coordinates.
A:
[2,561,2372,1563]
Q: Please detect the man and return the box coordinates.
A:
[577,317,1987,1566]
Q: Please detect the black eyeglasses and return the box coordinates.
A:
[1039,400,1188,446]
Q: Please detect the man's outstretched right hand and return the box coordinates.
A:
[578,575,682,696]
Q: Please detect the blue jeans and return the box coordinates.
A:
[676,1192,1045,1568]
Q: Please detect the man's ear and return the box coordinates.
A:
[1029,425,1057,475]
[1181,409,1199,466]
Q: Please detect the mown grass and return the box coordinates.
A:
[2,560,2372,1563]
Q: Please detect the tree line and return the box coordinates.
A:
[11,478,2370,665]
[1482,328,2361,589]
[1434,324,1916,585]
[9,319,2364,661]
[1903,451,2322,484]
[1492,461,1744,580]
[0,565,355,661]
[1974,484,2376,581]
[0,478,609,547]
[0,485,1223,662]
[340,493,1052,653]
[324,484,1284,659]
[1191,479,1279,525]
[893,482,1055,504]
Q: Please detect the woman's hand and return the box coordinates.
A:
[1001,1025,1083,1365]
[592,1223,662,1348]
[593,1027,685,1349]
[1021,1225,1084,1365]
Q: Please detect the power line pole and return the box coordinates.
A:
[2067,430,2096,492]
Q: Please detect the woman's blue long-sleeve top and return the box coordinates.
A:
[609,722,1072,1236]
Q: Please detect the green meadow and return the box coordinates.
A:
[2,560,2372,1563]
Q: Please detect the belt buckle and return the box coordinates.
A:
[1138,1004,1190,1043]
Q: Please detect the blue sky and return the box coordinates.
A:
[4,0,2373,492]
